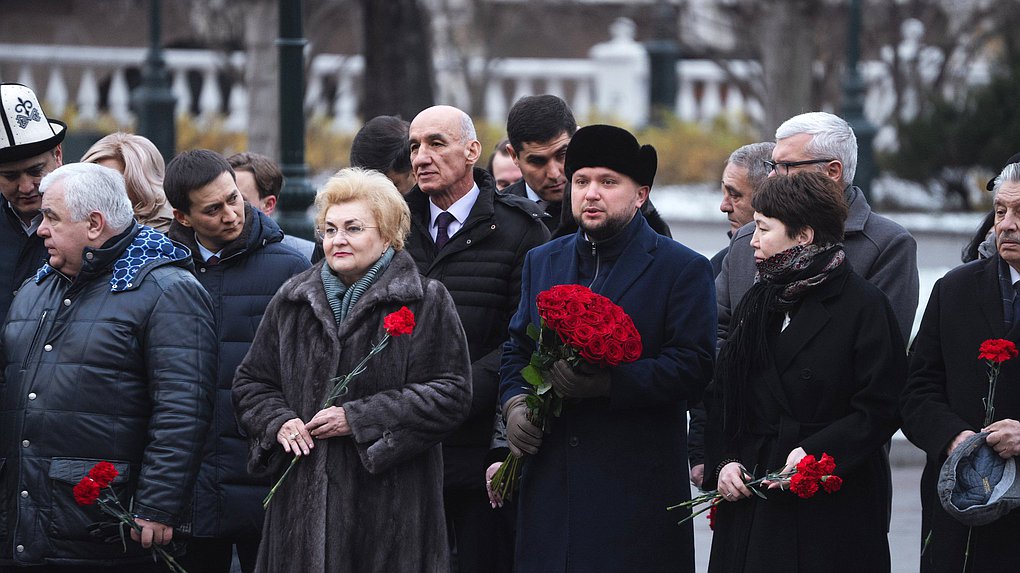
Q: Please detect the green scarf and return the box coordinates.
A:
[320,247,395,325]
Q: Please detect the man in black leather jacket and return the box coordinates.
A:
[0,163,216,571]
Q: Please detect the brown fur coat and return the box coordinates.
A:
[232,250,471,572]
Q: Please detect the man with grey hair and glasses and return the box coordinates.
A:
[0,163,216,571]
[715,111,918,345]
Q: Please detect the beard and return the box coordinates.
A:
[579,210,634,242]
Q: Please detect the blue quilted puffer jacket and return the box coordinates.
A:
[0,224,216,567]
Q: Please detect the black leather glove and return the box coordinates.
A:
[504,394,542,456]
[549,359,611,398]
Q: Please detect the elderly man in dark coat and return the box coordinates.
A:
[499,125,716,572]
[901,161,1020,572]
[0,163,216,570]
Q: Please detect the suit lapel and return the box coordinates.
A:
[977,257,1007,337]
[771,297,831,375]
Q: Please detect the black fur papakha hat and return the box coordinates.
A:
[565,124,657,187]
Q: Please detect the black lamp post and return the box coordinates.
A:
[841,0,877,199]
[645,0,680,127]
[133,0,176,161]
[276,0,316,240]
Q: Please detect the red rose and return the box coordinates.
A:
[73,477,101,506]
[789,473,819,499]
[88,462,119,489]
[821,474,843,494]
[817,453,836,476]
[604,339,626,366]
[568,324,598,347]
[580,335,609,363]
[979,339,1018,363]
[622,338,642,362]
[383,306,415,337]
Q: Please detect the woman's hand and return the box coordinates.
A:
[765,446,807,490]
[305,406,351,439]
[277,417,314,457]
[485,462,504,508]
[717,462,752,501]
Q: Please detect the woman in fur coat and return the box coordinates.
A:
[232,168,472,572]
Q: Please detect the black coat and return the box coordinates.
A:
[901,256,1020,573]
[0,199,47,326]
[0,225,216,567]
[168,205,310,539]
[705,266,906,573]
[501,179,558,232]
[404,168,549,488]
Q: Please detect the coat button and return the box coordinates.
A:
[63,298,71,306]
[199,268,207,273]
[569,436,579,447]
[16,545,24,553]
[85,252,94,260]
[20,490,28,498]
[465,239,472,245]
[27,392,36,400]
[491,224,496,229]
[800,368,812,380]
[22,440,29,447]
[43,344,52,352]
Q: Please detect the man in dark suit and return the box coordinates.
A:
[404,105,549,573]
[499,125,715,572]
[901,161,1020,573]
[501,95,575,233]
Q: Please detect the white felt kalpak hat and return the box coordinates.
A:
[0,83,66,164]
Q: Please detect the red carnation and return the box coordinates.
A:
[979,339,1018,363]
[821,474,843,494]
[88,462,119,488]
[817,453,836,476]
[795,455,821,478]
[383,306,415,337]
[73,477,101,506]
[707,503,718,531]
[789,472,819,499]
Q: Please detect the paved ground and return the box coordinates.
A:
[690,436,925,573]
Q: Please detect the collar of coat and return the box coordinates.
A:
[167,202,284,265]
[406,167,547,228]
[35,223,192,292]
[843,185,872,234]
[278,249,425,339]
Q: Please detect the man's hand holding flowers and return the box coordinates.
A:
[984,419,1020,458]
[549,359,611,398]
[504,395,542,456]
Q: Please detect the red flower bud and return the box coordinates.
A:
[383,306,415,337]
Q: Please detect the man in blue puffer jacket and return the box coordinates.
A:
[165,150,309,573]
[0,162,216,571]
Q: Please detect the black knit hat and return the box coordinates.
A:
[565,124,657,187]
[987,152,1020,191]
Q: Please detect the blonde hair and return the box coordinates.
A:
[314,167,410,251]
[81,132,169,223]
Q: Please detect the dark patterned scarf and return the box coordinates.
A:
[717,243,846,436]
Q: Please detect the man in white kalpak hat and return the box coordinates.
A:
[0,83,65,324]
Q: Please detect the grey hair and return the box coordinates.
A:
[775,112,858,186]
[726,141,776,191]
[40,163,135,232]
[992,162,1020,198]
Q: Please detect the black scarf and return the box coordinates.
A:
[717,242,846,436]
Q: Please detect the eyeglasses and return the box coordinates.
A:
[763,158,836,176]
[314,224,378,242]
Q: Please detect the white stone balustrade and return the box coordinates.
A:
[0,42,792,134]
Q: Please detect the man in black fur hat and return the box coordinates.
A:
[499,124,716,573]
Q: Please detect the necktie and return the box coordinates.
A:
[536,199,548,212]
[206,255,220,266]
[1013,281,1020,325]
[435,212,456,252]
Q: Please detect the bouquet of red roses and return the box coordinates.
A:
[669,453,842,526]
[263,306,416,508]
[489,284,642,501]
[72,462,188,573]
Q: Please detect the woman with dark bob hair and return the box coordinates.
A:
[704,171,906,572]
[232,167,472,572]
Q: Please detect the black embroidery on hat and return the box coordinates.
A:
[14,98,41,129]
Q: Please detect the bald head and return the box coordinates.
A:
[409,105,481,208]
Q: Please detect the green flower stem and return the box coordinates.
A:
[983,362,1001,427]
[490,453,523,501]
[263,333,392,509]
[96,494,188,573]
[667,469,794,526]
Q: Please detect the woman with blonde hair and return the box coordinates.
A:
[233,167,472,572]
[81,132,174,232]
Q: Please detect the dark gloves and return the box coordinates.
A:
[549,359,611,399]
[504,394,542,456]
